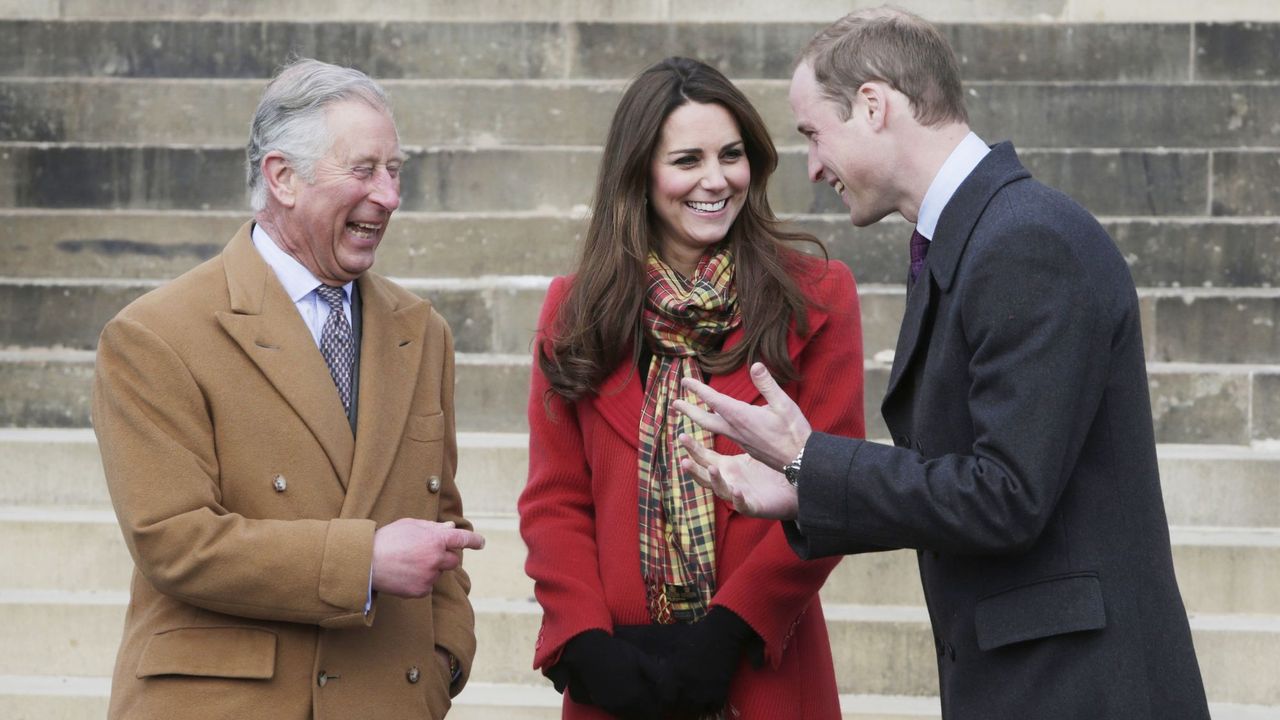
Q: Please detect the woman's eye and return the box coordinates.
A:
[722,148,744,161]
[674,155,699,167]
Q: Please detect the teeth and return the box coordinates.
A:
[688,199,728,213]
[347,222,380,238]
[833,180,846,195]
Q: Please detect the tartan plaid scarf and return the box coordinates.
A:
[637,247,740,624]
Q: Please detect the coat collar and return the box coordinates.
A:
[883,142,1030,407]
[589,301,833,449]
[215,221,430,496]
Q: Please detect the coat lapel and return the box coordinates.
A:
[215,223,355,487]
[882,142,1031,411]
[340,275,430,519]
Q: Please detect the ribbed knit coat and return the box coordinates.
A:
[519,259,865,719]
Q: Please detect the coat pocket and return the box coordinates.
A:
[136,626,277,679]
[974,572,1106,651]
[405,412,445,443]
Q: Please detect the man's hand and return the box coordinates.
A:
[372,518,485,598]
[679,437,798,521]
[673,362,812,470]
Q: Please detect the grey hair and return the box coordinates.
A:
[246,58,394,211]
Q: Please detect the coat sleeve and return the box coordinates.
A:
[424,318,477,695]
[517,276,615,670]
[710,260,866,667]
[93,314,376,628]
[792,219,1115,556]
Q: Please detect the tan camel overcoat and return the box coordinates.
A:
[92,222,475,719]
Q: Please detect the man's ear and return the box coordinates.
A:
[855,82,888,131]
[262,151,297,208]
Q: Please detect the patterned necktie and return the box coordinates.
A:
[909,228,930,285]
[315,285,354,412]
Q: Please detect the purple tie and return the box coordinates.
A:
[909,229,930,285]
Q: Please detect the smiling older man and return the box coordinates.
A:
[92,58,484,719]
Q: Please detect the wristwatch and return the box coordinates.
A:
[783,447,805,488]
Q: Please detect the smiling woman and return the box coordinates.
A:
[518,56,866,719]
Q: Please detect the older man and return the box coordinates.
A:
[92,58,484,719]
[676,8,1209,719]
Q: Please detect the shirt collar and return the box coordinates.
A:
[251,223,353,302]
[915,131,990,241]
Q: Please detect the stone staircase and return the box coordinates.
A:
[1,5,1279,719]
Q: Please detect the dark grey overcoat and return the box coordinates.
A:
[787,143,1209,719]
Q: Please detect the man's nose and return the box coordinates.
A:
[807,146,824,183]
[370,167,401,211]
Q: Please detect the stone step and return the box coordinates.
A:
[4,509,1276,615]
[12,0,1280,23]
[0,677,941,720]
[0,592,1275,705]
[0,20,1238,81]
[3,350,1277,443]
[4,429,1280,527]
[3,276,1279,362]
[5,143,1264,217]
[5,210,1278,289]
[4,677,1277,720]
[6,78,1280,150]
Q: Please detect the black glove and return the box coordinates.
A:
[546,629,665,719]
[666,607,760,717]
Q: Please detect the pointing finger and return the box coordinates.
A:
[445,529,486,551]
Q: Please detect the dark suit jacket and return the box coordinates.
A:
[786,143,1209,719]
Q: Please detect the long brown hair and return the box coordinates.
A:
[540,57,825,401]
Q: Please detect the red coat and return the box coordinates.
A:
[519,259,865,719]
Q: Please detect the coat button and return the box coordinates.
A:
[317,670,328,687]
[407,666,421,684]
[273,475,287,492]
[427,475,441,494]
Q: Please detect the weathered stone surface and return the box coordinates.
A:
[0,211,585,280]
[1212,151,1280,216]
[1152,293,1280,363]
[1014,149,1209,217]
[1255,372,1280,442]
[0,21,1201,81]
[53,0,665,22]
[1106,219,1280,288]
[1149,369,1253,445]
[0,145,248,210]
[0,21,574,79]
[968,83,1280,149]
[0,356,95,428]
[15,80,1280,150]
[1159,447,1280,527]
[1195,23,1280,81]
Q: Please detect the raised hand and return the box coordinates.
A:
[679,434,799,521]
[372,518,485,598]
[673,362,812,471]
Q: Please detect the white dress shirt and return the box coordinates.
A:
[915,131,991,242]
[251,224,353,348]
